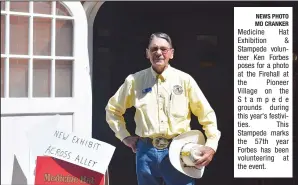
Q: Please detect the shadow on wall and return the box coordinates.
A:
[11,155,27,185]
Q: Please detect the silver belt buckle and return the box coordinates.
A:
[152,137,170,149]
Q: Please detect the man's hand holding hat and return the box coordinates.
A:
[194,146,215,168]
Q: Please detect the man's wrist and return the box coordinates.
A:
[206,146,217,153]
[117,130,131,142]
[205,139,218,152]
[122,136,130,142]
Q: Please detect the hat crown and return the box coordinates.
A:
[181,143,203,167]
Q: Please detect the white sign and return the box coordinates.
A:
[26,115,116,174]
[43,129,115,174]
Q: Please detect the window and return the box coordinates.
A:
[1,1,73,98]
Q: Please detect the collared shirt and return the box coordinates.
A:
[105,65,221,151]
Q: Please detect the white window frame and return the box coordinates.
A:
[1,1,75,98]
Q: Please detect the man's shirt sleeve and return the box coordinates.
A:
[105,75,135,141]
[188,75,221,152]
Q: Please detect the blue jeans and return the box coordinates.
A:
[136,138,195,185]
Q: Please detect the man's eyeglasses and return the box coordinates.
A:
[149,47,172,54]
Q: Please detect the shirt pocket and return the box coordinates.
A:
[169,94,189,118]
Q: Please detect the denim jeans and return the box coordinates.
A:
[136,138,195,185]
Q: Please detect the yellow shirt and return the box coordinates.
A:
[105,65,221,151]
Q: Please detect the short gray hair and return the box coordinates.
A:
[148,32,173,48]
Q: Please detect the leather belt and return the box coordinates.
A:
[139,137,173,149]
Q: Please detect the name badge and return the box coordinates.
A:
[142,87,152,94]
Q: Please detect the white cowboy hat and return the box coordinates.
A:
[169,130,206,179]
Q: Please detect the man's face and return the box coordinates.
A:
[146,37,174,72]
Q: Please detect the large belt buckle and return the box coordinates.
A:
[152,137,169,149]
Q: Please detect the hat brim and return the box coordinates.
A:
[169,130,206,179]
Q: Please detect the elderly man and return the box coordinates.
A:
[105,32,221,185]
